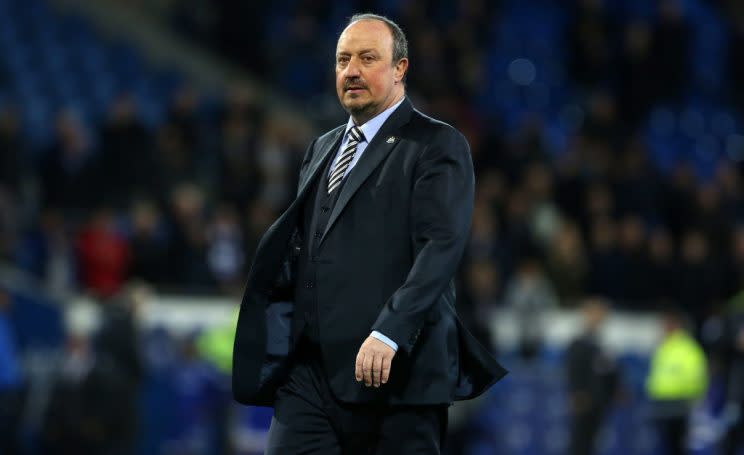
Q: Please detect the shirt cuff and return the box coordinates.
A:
[370,330,398,352]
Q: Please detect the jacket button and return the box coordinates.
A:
[314,231,322,239]
[306,281,314,289]
[321,206,329,213]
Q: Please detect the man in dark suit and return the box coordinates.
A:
[232,13,506,454]
[565,298,618,455]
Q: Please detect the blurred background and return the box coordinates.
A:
[1,0,744,453]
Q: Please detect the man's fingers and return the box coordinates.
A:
[355,352,364,381]
[372,354,383,387]
[381,356,392,384]
[362,353,373,386]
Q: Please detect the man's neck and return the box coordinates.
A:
[352,92,404,126]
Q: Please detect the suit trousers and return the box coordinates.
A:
[265,340,448,455]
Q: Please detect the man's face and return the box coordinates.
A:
[335,20,406,122]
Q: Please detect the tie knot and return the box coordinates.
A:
[348,126,364,144]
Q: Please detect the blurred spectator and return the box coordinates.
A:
[646,308,708,455]
[582,91,621,151]
[663,163,698,239]
[99,94,157,208]
[617,21,656,127]
[546,220,588,303]
[728,10,744,111]
[93,286,145,454]
[467,197,499,262]
[721,293,744,454]
[43,318,139,455]
[156,122,198,195]
[205,203,245,292]
[615,215,650,304]
[39,111,99,216]
[168,87,202,158]
[554,150,589,225]
[460,258,500,348]
[0,188,19,261]
[75,207,131,297]
[502,118,549,186]
[613,139,661,219]
[565,298,619,455]
[676,229,723,328]
[167,333,230,455]
[128,199,170,286]
[647,228,677,302]
[727,225,744,295]
[581,182,614,233]
[502,189,537,275]
[694,184,730,257]
[15,209,76,294]
[0,289,23,455]
[716,164,744,222]
[166,183,214,290]
[41,334,106,454]
[217,101,262,208]
[587,217,623,299]
[256,117,302,211]
[502,257,558,360]
[523,162,560,248]
[0,106,27,197]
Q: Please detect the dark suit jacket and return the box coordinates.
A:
[232,98,507,406]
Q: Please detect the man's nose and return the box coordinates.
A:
[344,58,362,77]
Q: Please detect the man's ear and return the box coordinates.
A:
[394,58,409,84]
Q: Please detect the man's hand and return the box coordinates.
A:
[355,336,395,387]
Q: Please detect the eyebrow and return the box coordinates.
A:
[336,48,379,56]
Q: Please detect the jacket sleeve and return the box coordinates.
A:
[371,126,475,354]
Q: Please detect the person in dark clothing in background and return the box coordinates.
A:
[43,284,146,455]
[93,285,145,455]
[0,289,23,455]
[99,94,157,209]
[565,297,619,455]
[721,294,744,455]
[39,111,100,216]
[0,107,26,198]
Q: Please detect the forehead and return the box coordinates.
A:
[336,20,392,54]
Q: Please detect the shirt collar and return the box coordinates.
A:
[345,97,405,144]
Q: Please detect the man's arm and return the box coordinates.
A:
[356,127,474,388]
[371,126,475,354]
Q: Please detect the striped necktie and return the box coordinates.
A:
[328,125,364,194]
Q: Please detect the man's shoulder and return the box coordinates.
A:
[408,108,466,144]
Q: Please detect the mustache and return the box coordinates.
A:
[344,79,367,90]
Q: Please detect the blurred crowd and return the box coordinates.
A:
[2,1,744,328]
[0,87,310,296]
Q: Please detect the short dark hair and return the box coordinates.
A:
[347,13,408,64]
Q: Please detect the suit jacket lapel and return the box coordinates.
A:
[297,127,344,197]
[320,98,413,244]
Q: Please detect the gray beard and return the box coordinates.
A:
[345,100,378,123]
